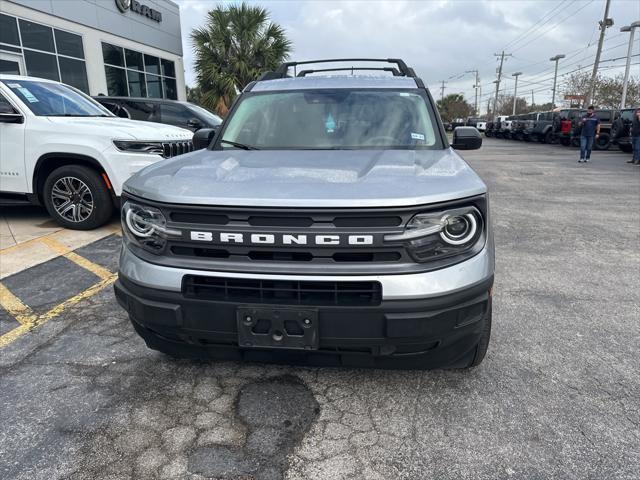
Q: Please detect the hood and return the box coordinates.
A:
[123,148,487,208]
[46,117,192,141]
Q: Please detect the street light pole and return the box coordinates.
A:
[549,54,565,107]
[620,21,640,109]
[512,72,522,115]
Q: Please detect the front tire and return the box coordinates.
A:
[594,133,611,150]
[43,165,113,230]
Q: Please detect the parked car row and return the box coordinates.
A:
[0,74,219,230]
[482,107,636,153]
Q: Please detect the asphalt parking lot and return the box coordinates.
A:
[1,139,639,480]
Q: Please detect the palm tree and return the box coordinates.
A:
[191,3,292,116]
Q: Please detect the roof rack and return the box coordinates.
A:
[297,67,402,77]
[259,58,417,80]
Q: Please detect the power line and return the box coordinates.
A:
[510,0,597,54]
[501,0,575,51]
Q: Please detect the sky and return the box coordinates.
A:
[175,0,640,110]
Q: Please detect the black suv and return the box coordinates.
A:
[94,97,222,132]
[612,108,637,153]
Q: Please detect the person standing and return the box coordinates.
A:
[628,108,640,166]
[578,106,600,163]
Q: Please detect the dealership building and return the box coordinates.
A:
[0,0,186,100]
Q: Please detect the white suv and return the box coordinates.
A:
[0,75,193,230]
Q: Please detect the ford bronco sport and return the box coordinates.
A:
[114,58,494,369]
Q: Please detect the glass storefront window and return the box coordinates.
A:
[161,58,175,78]
[127,70,147,97]
[0,14,20,46]
[163,78,177,100]
[146,74,162,98]
[19,19,55,52]
[59,57,89,93]
[144,54,160,75]
[55,30,84,59]
[24,50,59,81]
[102,43,124,67]
[125,49,144,71]
[102,42,178,100]
[105,66,128,96]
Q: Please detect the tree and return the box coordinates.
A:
[531,102,554,112]
[186,85,202,105]
[436,94,473,122]
[493,95,528,116]
[563,71,640,109]
[191,3,292,116]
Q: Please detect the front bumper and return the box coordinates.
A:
[115,245,494,368]
[101,145,165,195]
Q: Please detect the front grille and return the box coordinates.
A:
[136,196,487,274]
[162,141,194,158]
[170,246,402,263]
[183,275,382,306]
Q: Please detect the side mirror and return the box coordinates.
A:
[187,117,203,130]
[193,128,216,150]
[451,126,482,150]
[0,109,24,123]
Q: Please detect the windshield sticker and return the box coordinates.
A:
[411,132,425,141]
[17,87,39,103]
[325,113,336,133]
[7,83,21,88]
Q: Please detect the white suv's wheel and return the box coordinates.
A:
[43,165,113,230]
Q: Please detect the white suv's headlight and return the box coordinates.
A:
[122,201,181,253]
[113,140,164,156]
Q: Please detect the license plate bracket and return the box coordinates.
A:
[237,306,319,350]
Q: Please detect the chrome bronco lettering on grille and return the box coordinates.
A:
[189,231,373,246]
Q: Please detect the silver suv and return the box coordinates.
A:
[114,58,494,369]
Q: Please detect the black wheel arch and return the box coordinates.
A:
[33,153,116,206]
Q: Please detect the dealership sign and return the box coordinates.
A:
[115,0,162,22]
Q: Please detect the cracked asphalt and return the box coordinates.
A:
[1,139,639,480]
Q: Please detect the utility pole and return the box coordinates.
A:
[620,21,640,108]
[493,51,512,118]
[439,80,447,103]
[584,0,613,107]
[549,54,565,107]
[512,72,522,115]
[531,89,534,107]
[466,69,480,115]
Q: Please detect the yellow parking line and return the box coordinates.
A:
[0,273,117,348]
[0,234,59,255]
[39,236,71,255]
[0,283,37,325]
[0,230,121,348]
[40,237,113,280]
[36,274,117,324]
[0,324,31,348]
[64,252,113,280]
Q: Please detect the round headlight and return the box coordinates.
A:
[441,213,477,245]
[125,208,155,237]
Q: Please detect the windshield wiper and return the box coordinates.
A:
[47,114,109,117]
[220,140,259,150]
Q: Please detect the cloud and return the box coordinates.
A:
[175,0,639,106]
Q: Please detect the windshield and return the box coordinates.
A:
[188,103,222,125]
[2,80,111,117]
[219,89,440,150]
